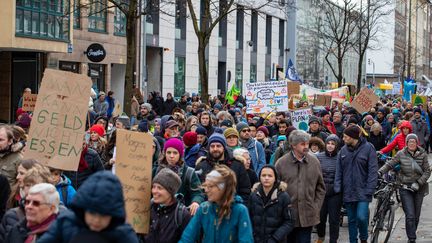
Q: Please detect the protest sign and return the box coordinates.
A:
[412,94,427,107]
[351,87,379,114]
[116,129,153,234]
[24,69,91,171]
[287,81,300,97]
[290,108,313,131]
[246,81,289,114]
[112,101,122,117]
[22,93,37,112]
[314,94,332,107]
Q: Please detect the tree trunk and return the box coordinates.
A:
[337,57,343,87]
[356,53,364,93]
[198,39,209,104]
[123,7,137,116]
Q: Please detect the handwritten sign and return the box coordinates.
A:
[22,93,37,112]
[246,81,289,114]
[24,69,91,171]
[314,94,332,107]
[116,129,153,234]
[351,87,379,114]
[112,102,122,117]
[290,108,313,131]
[287,81,300,97]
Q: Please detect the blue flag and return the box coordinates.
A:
[286,59,302,83]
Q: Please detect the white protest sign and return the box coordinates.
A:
[290,108,313,131]
[245,81,289,114]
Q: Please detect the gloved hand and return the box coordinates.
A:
[411,182,419,191]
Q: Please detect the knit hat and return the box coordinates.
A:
[153,168,182,196]
[116,115,131,129]
[308,115,321,125]
[195,126,207,136]
[163,138,184,157]
[348,117,358,125]
[286,126,297,138]
[414,108,422,114]
[325,134,340,146]
[257,126,269,137]
[343,125,361,140]
[220,119,233,128]
[364,115,374,122]
[377,108,386,114]
[138,119,149,132]
[320,110,330,117]
[236,122,250,133]
[405,133,419,144]
[343,101,351,107]
[140,103,152,111]
[223,128,239,139]
[183,132,198,147]
[207,133,227,149]
[277,135,287,143]
[89,124,105,137]
[214,104,223,110]
[16,108,25,119]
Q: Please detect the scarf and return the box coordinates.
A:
[78,146,89,172]
[25,214,57,243]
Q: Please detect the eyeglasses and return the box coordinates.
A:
[241,129,251,133]
[24,199,51,207]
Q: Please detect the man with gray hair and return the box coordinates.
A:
[275,130,326,242]
[5,183,60,242]
[332,111,345,139]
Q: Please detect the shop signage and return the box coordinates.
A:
[86,43,106,62]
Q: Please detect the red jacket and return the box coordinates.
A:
[322,120,337,135]
[380,121,412,154]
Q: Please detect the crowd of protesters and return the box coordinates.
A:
[1,88,431,243]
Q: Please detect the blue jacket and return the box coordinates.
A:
[37,171,138,243]
[334,137,378,203]
[179,196,253,243]
[241,139,266,175]
[55,175,76,207]
[184,144,201,168]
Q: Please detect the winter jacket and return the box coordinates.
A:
[0,150,23,186]
[257,138,273,164]
[335,137,378,203]
[247,169,259,186]
[154,163,205,206]
[55,175,76,207]
[144,200,191,243]
[184,144,201,168]
[195,152,251,204]
[179,196,253,243]
[380,121,412,154]
[248,182,295,243]
[411,117,430,146]
[377,117,392,141]
[163,99,179,116]
[0,207,25,242]
[334,122,345,139]
[37,171,139,243]
[316,152,339,196]
[63,148,104,189]
[379,146,431,196]
[239,138,266,175]
[275,152,326,227]
[322,120,337,135]
[93,99,108,117]
[105,96,115,118]
[0,174,10,219]
[368,133,386,151]
[308,129,329,142]
[6,215,57,243]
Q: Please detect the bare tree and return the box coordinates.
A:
[354,0,392,92]
[318,0,358,87]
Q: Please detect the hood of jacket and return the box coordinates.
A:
[70,171,126,227]
[57,175,72,187]
[399,120,413,133]
[251,181,287,194]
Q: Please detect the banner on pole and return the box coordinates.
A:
[116,129,153,234]
[412,95,427,107]
[22,93,37,112]
[290,108,313,131]
[351,87,379,114]
[24,69,92,171]
[246,81,289,114]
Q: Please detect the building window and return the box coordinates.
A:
[114,7,126,36]
[250,64,257,83]
[146,0,159,35]
[218,0,227,47]
[88,64,105,94]
[175,0,186,39]
[236,6,244,50]
[279,19,285,57]
[265,66,271,81]
[59,61,80,73]
[73,0,80,29]
[251,10,258,52]
[266,15,272,55]
[235,63,243,93]
[88,0,107,33]
[15,0,70,41]
[174,56,186,97]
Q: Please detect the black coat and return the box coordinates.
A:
[163,99,179,116]
[0,207,24,242]
[248,182,295,243]
[195,152,251,204]
[0,175,10,219]
[368,133,386,151]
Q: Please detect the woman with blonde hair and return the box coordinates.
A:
[180,165,253,243]
[185,116,199,133]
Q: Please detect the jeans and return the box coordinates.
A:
[345,201,369,243]
[286,227,312,243]
[317,193,343,243]
[399,188,424,240]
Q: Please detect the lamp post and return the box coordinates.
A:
[368,58,375,85]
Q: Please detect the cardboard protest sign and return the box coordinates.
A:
[112,101,122,117]
[116,129,153,234]
[412,95,427,107]
[246,81,289,114]
[314,94,332,106]
[351,87,379,114]
[287,81,300,97]
[24,69,92,171]
[22,93,37,112]
[290,108,313,131]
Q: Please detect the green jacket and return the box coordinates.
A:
[0,151,22,187]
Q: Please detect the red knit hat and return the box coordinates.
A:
[183,131,197,147]
[257,126,269,137]
[89,124,105,137]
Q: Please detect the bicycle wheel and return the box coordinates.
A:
[371,206,395,243]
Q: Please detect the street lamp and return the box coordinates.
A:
[368,58,375,85]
